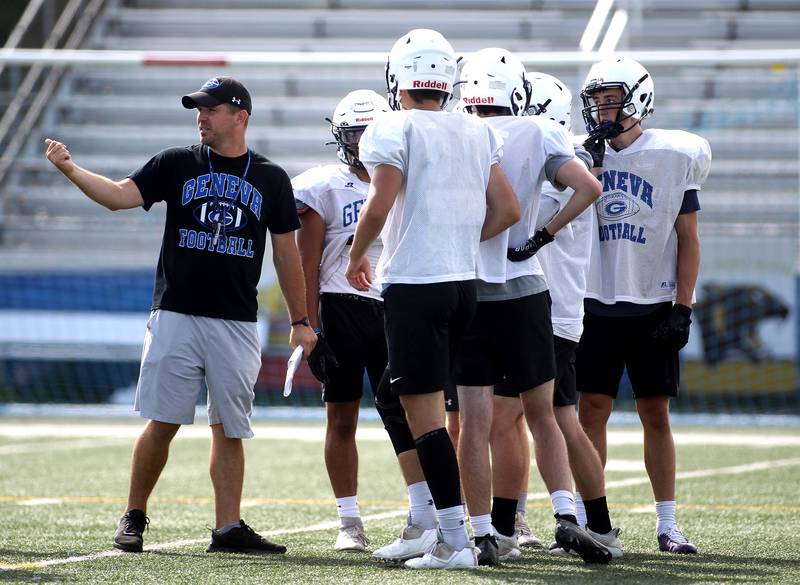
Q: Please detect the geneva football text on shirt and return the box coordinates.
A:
[130,145,300,322]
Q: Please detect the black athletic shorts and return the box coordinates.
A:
[382,281,477,396]
[458,291,556,396]
[575,303,679,399]
[552,336,579,407]
[319,293,387,402]
[444,380,459,412]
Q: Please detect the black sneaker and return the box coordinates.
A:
[475,534,500,566]
[555,518,612,564]
[113,509,149,553]
[206,520,287,554]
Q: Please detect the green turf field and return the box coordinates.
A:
[1,417,798,584]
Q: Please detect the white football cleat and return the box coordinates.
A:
[372,523,438,562]
[515,512,543,548]
[587,527,623,558]
[334,518,369,552]
[404,541,478,570]
[493,528,522,561]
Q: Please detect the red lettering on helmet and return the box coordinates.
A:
[411,80,448,90]
[462,96,495,104]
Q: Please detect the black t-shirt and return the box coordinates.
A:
[130,145,300,322]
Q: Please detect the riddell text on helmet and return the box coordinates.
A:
[462,96,495,104]
[412,80,449,90]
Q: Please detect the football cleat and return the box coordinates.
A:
[587,527,623,558]
[658,526,698,554]
[548,540,579,557]
[335,517,369,552]
[494,529,522,562]
[554,518,612,564]
[515,512,543,548]
[404,541,478,570]
[474,534,499,566]
[372,523,438,562]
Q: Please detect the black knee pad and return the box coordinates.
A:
[374,368,416,455]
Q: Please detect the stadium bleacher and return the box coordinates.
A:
[0,0,797,410]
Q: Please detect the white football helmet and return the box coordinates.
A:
[580,57,654,134]
[527,72,573,131]
[327,89,390,169]
[385,29,457,111]
[459,48,531,116]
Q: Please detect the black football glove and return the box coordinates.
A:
[507,227,555,262]
[307,335,339,385]
[582,121,623,168]
[652,304,692,350]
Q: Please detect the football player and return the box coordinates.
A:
[346,29,520,569]
[490,71,622,558]
[294,89,392,552]
[575,57,711,554]
[454,49,611,565]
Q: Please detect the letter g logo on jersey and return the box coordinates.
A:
[596,192,641,221]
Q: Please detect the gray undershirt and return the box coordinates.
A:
[476,274,548,302]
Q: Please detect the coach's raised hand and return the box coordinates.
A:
[43,138,144,211]
[45,138,76,175]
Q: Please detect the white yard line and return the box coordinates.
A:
[0,509,408,571]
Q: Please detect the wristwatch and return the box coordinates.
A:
[290,316,310,327]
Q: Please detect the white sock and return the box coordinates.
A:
[575,491,587,528]
[437,505,470,550]
[469,513,493,538]
[336,495,359,520]
[656,500,677,535]
[517,492,528,515]
[407,481,437,529]
[550,489,576,518]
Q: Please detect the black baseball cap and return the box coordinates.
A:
[182,76,252,114]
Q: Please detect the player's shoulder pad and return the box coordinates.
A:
[645,129,712,189]
[643,129,711,160]
[291,164,342,192]
[364,110,410,139]
[292,164,346,213]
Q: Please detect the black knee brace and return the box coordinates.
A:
[374,368,416,455]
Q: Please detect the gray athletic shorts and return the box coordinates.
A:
[134,310,261,439]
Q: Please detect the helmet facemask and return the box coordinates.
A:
[328,122,366,169]
[326,89,390,170]
[581,59,654,138]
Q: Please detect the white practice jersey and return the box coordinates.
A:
[586,128,711,305]
[536,181,594,342]
[359,109,502,285]
[292,164,383,300]
[477,116,574,283]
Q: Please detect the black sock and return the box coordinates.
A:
[414,427,462,510]
[584,496,612,534]
[555,513,578,525]
[491,497,517,537]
